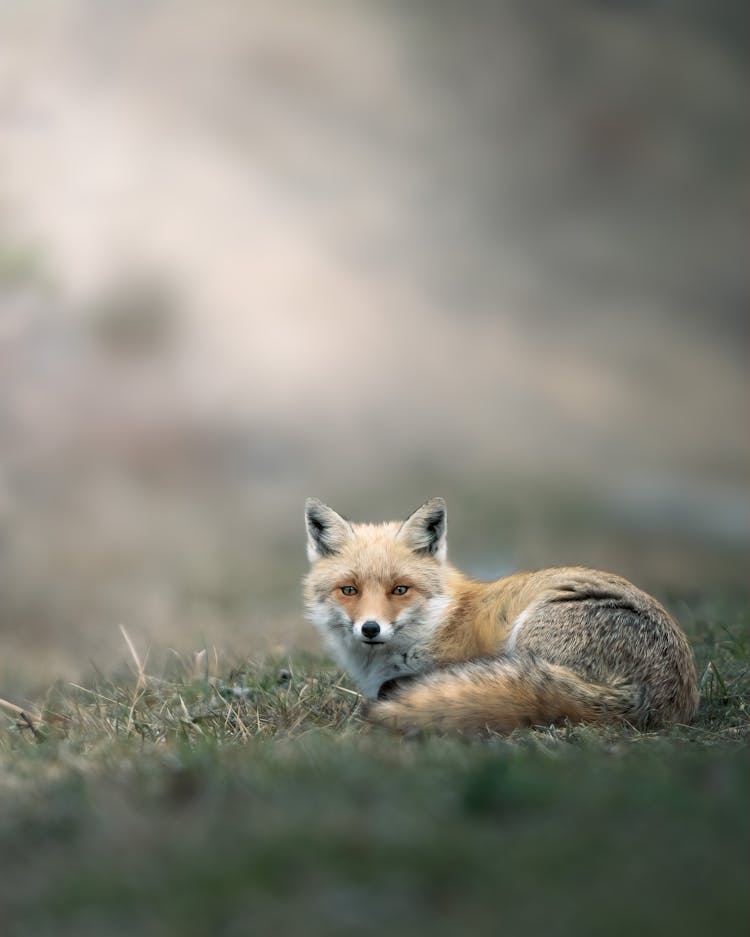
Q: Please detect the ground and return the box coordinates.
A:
[1,601,748,937]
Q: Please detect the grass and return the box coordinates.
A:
[1,604,748,937]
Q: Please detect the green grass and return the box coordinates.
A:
[1,606,748,937]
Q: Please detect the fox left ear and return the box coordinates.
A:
[398,497,447,562]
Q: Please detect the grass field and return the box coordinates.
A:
[1,601,748,937]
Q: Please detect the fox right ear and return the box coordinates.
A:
[305,498,353,562]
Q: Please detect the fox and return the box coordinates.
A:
[303,497,699,733]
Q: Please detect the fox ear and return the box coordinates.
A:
[305,498,353,562]
[398,497,447,562]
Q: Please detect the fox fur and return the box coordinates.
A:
[303,497,699,733]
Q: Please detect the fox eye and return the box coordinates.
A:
[340,585,358,596]
[392,585,409,596]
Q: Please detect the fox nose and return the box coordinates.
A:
[361,621,381,640]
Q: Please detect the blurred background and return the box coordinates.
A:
[0,0,747,690]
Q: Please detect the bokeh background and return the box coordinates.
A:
[1,0,747,691]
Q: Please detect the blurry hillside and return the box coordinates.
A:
[0,1,747,688]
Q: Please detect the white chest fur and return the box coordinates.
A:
[324,635,432,699]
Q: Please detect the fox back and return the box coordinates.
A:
[303,497,699,731]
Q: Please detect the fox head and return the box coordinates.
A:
[303,498,450,692]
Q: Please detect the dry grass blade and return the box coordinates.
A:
[0,696,30,718]
[0,696,42,739]
[119,624,149,734]
[119,624,145,676]
[68,683,120,706]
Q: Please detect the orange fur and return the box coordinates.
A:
[370,656,635,733]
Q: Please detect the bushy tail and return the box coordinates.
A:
[367,654,639,733]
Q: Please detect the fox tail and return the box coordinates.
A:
[367,654,642,733]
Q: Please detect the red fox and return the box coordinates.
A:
[303,497,699,732]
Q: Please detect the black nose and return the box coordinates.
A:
[361,621,380,639]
